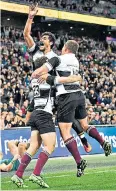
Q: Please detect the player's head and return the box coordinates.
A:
[39,32,56,51]
[62,40,79,55]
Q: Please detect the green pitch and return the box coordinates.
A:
[1,154,116,190]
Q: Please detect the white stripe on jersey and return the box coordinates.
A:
[55,53,81,96]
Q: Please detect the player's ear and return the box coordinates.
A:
[50,42,53,46]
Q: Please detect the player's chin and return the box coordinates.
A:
[39,46,45,51]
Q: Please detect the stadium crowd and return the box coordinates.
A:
[0,26,116,129]
[7,0,116,19]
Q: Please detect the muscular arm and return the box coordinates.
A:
[56,74,82,84]
[31,57,60,78]
[23,18,35,49]
[37,73,82,85]
[45,74,82,86]
[23,4,38,49]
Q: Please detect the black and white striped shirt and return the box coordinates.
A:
[45,53,81,96]
[29,43,57,114]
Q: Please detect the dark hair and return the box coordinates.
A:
[65,40,79,55]
[41,32,56,48]
[23,65,30,73]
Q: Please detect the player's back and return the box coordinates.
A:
[55,53,81,96]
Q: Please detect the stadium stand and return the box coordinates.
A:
[2,0,116,18]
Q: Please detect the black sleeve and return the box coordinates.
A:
[34,56,48,68]
[27,99,34,112]
[48,57,61,69]
[46,76,55,86]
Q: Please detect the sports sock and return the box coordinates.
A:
[64,136,81,164]
[33,150,50,176]
[79,134,88,147]
[86,126,104,146]
[16,152,32,178]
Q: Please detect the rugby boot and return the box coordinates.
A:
[29,173,49,188]
[83,142,92,153]
[102,141,112,156]
[11,174,27,188]
[77,159,87,177]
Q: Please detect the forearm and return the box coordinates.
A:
[32,57,60,78]
[4,163,13,172]
[23,18,33,37]
[0,159,15,172]
[0,163,12,172]
[46,74,82,86]
[23,18,34,48]
[57,75,82,84]
[32,65,49,78]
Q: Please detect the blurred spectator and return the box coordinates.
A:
[8,101,16,115]
[10,0,116,19]
[87,89,98,105]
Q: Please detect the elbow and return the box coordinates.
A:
[23,32,27,38]
[23,30,29,38]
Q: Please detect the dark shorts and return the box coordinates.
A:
[56,91,87,123]
[27,110,55,134]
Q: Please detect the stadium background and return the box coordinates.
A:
[0,0,116,190]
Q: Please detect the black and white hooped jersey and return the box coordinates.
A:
[46,53,81,96]
[28,43,57,114]
[28,43,57,61]
[31,78,55,114]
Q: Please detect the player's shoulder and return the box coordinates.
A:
[46,50,58,59]
[59,54,71,63]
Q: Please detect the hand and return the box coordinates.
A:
[31,68,41,79]
[13,154,21,161]
[37,73,49,84]
[29,3,38,18]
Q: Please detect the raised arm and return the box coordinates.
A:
[23,4,38,49]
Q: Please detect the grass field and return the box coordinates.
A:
[1,154,116,190]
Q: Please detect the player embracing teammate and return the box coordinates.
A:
[11,3,112,189]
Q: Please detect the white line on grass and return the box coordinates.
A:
[1,169,116,184]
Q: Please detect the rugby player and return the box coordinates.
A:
[11,4,57,188]
[0,141,29,172]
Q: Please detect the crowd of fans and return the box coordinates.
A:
[0,26,116,130]
[7,0,116,18]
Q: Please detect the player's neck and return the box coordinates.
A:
[44,47,51,55]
